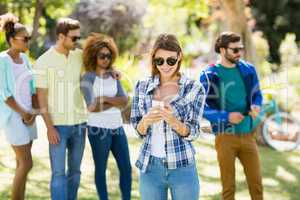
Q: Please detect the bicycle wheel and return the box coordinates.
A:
[262,112,300,151]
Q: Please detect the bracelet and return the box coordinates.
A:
[31,109,40,115]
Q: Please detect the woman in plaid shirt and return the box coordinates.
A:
[130,34,205,200]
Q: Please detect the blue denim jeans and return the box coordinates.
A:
[139,156,200,200]
[49,123,86,200]
[88,126,132,200]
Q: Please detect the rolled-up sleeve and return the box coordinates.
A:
[130,81,146,138]
[183,83,206,141]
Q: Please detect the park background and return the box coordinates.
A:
[0,0,300,199]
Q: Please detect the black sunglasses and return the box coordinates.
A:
[153,57,178,66]
[227,47,244,54]
[14,36,31,43]
[97,53,112,60]
[68,35,81,42]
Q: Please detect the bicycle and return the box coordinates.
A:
[200,91,300,152]
[252,91,300,151]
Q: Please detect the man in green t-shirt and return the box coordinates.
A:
[200,32,263,200]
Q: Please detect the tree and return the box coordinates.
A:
[219,0,256,65]
[0,1,8,15]
[140,0,209,58]
[251,0,300,64]
[32,0,78,57]
[31,0,44,43]
[0,0,78,56]
[185,0,256,64]
[71,0,146,53]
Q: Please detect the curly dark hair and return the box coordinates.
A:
[0,13,27,45]
[83,33,118,72]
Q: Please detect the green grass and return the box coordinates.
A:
[1,125,300,200]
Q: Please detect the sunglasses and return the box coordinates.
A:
[227,47,244,54]
[97,53,112,60]
[14,36,31,43]
[67,35,81,42]
[153,57,178,66]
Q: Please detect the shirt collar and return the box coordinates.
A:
[145,74,188,95]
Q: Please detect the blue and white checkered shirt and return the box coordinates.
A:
[130,74,205,172]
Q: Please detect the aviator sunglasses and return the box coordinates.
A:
[68,35,81,42]
[227,47,244,54]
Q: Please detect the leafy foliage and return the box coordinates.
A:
[251,0,300,64]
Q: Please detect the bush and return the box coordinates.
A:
[0,32,8,52]
[71,0,146,53]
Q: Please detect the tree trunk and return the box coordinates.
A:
[32,0,44,43]
[220,0,257,65]
[18,3,24,23]
[0,1,8,15]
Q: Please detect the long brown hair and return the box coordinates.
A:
[150,34,183,76]
[83,33,118,72]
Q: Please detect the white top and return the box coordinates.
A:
[150,100,166,158]
[87,76,123,129]
[9,56,33,112]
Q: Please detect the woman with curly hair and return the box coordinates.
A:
[0,13,38,200]
[80,33,132,200]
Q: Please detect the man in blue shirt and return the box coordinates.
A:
[200,32,263,200]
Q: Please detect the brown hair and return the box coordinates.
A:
[214,31,241,53]
[0,13,27,45]
[150,34,183,76]
[56,18,80,36]
[83,33,118,72]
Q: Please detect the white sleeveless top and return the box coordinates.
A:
[87,76,123,129]
[9,56,33,112]
[150,100,166,158]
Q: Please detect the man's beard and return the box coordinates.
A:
[69,44,76,50]
[225,51,239,64]
[63,43,75,51]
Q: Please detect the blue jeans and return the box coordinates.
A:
[49,123,86,200]
[139,156,199,200]
[88,126,132,200]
